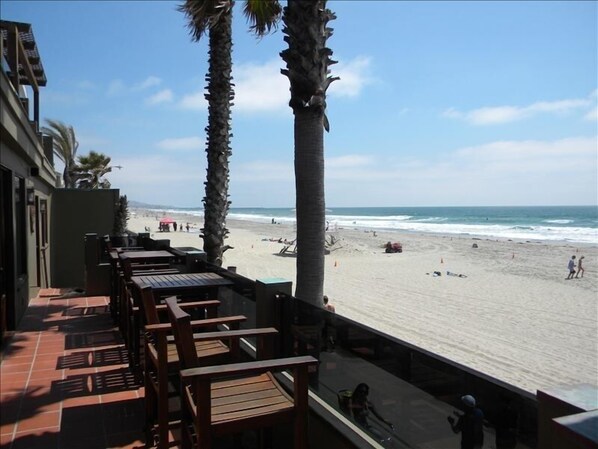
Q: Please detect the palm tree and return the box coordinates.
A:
[246,0,338,305]
[179,0,236,267]
[181,1,336,305]
[74,151,113,189]
[41,119,79,188]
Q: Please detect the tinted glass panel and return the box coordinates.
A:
[288,295,536,448]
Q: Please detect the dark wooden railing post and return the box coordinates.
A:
[256,278,292,358]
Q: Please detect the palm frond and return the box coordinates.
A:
[178,0,233,41]
[243,0,282,36]
[75,151,113,189]
[42,119,80,187]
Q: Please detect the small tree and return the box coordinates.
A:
[75,151,113,189]
[113,195,129,235]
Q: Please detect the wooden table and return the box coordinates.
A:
[131,272,233,296]
[109,250,174,319]
[119,250,174,263]
[129,272,234,370]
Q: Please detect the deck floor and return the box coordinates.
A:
[0,289,145,449]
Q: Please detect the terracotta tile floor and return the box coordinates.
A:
[1,289,145,449]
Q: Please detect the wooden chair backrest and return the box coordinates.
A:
[140,285,160,325]
[166,297,200,370]
[121,257,134,281]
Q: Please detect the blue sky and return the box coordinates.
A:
[4,1,597,207]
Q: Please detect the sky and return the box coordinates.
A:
[3,1,597,208]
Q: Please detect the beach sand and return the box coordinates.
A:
[129,208,598,394]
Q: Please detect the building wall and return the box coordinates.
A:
[50,189,118,289]
[1,69,58,330]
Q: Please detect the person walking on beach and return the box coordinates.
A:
[173,221,178,232]
[567,255,576,280]
[447,395,484,449]
[323,295,335,313]
[576,256,585,278]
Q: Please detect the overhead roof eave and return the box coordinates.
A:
[1,20,47,87]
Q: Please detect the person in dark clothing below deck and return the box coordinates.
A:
[447,395,484,449]
[494,394,518,449]
[350,383,394,440]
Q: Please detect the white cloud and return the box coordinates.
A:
[328,56,373,98]
[322,136,598,206]
[107,76,164,96]
[455,137,596,160]
[180,56,373,113]
[233,155,375,185]
[234,60,289,113]
[107,152,209,207]
[156,136,204,151]
[108,135,597,207]
[466,106,526,125]
[146,89,174,105]
[44,89,88,106]
[77,133,110,149]
[179,91,206,111]
[109,152,292,208]
[133,76,162,91]
[107,79,126,96]
[441,108,462,119]
[326,155,373,168]
[585,107,597,121]
[450,137,597,181]
[443,95,593,125]
[179,60,289,113]
[77,80,96,90]
[234,160,294,181]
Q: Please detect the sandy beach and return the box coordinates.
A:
[128,208,598,394]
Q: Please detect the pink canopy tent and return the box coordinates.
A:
[159,217,175,224]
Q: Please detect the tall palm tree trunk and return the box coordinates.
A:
[281,0,337,305]
[293,108,325,304]
[63,165,72,189]
[202,7,233,266]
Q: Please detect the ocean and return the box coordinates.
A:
[145,205,598,245]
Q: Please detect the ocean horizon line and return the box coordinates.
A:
[133,204,597,245]
[132,202,597,210]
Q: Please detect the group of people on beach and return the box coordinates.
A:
[566,255,585,280]
[385,241,402,253]
[157,222,192,233]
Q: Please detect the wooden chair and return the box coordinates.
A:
[141,286,251,448]
[118,257,180,358]
[166,297,318,449]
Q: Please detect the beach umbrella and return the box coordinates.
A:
[159,217,175,224]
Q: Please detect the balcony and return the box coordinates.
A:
[1,236,595,449]
[0,290,144,449]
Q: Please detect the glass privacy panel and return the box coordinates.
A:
[289,295,536,449]
[218,287,256,332]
